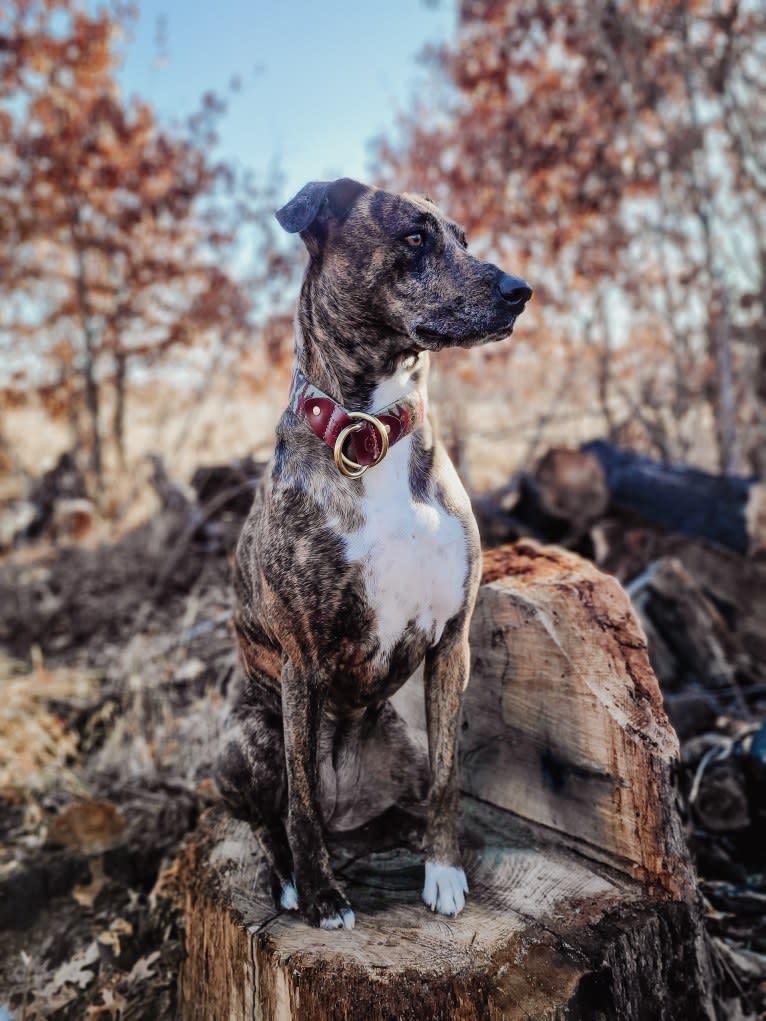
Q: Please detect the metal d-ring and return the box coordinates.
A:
[333,412,390,479]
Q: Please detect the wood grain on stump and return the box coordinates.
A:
[467,542,691,892]
[177,542,709,1020]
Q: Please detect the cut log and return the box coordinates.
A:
[474,448,608,553]
[582,440,765,555]
[176,542,708,1019]
[503,441,766,556]
[177,801,715,1021]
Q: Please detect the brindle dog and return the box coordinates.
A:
[216,178,532,930]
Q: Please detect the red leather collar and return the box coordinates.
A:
[287,368,425,468]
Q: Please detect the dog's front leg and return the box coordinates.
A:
[422,616,470,916]
[281,661,355,930]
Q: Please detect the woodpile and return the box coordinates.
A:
[476,441,766,992]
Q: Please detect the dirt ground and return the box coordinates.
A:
[0,455,764,1019]
[0,464,248,1019]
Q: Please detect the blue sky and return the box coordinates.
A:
[113,0,457,201]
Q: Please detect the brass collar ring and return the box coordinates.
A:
[333,412,390,479]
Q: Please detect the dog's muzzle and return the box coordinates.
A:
[334,412,390,478]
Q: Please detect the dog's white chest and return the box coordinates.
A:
[343,437,467,659]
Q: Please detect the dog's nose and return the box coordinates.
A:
[497,274,533,307]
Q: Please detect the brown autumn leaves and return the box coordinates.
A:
[2,0,766,499]
[379,0,766,476]
[0,0,296,491]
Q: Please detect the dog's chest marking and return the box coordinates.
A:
[342,375,467,661]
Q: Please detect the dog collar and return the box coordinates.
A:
[287,367,425,479]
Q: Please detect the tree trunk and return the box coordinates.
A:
[177,802,715,1021]
[175,542,716,1020]
[113,349,128,468]
[70,205,103,490]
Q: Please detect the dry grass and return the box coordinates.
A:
[2,355,617,525]
[3,374,287,493]
[0,651,98,792]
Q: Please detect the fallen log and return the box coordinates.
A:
[500,441,766,557]
[589,441,765,555]
[176,542,714,1020]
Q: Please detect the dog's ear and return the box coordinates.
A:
[275,181,330,234]
[275,178,367,240]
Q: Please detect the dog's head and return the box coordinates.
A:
[277,179,532,355]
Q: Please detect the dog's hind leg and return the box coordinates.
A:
[328,700,429,833]
[215,692,296,911]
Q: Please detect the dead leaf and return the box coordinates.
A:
[48,800,127,854]
[84,982,128,1020]
[73,856,106,907]
[54,940,100,988]
[33,939,100,1012]
[124,949,161,984]
[97,917,133,955]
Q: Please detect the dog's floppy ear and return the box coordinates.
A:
[275,181,330,234]
[275,178,367,236]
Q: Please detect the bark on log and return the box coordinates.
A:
[177,543,710,1020]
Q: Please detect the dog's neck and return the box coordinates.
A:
[367,351,428,411]
[295,275,428,412]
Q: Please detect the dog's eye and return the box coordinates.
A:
[404,232,424,248]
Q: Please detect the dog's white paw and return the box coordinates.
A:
[319,908,356,931]
[279,879,298,911]
[422,862,468,916]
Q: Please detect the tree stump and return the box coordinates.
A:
[460,542,693,892]
[176,542,714,1020]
